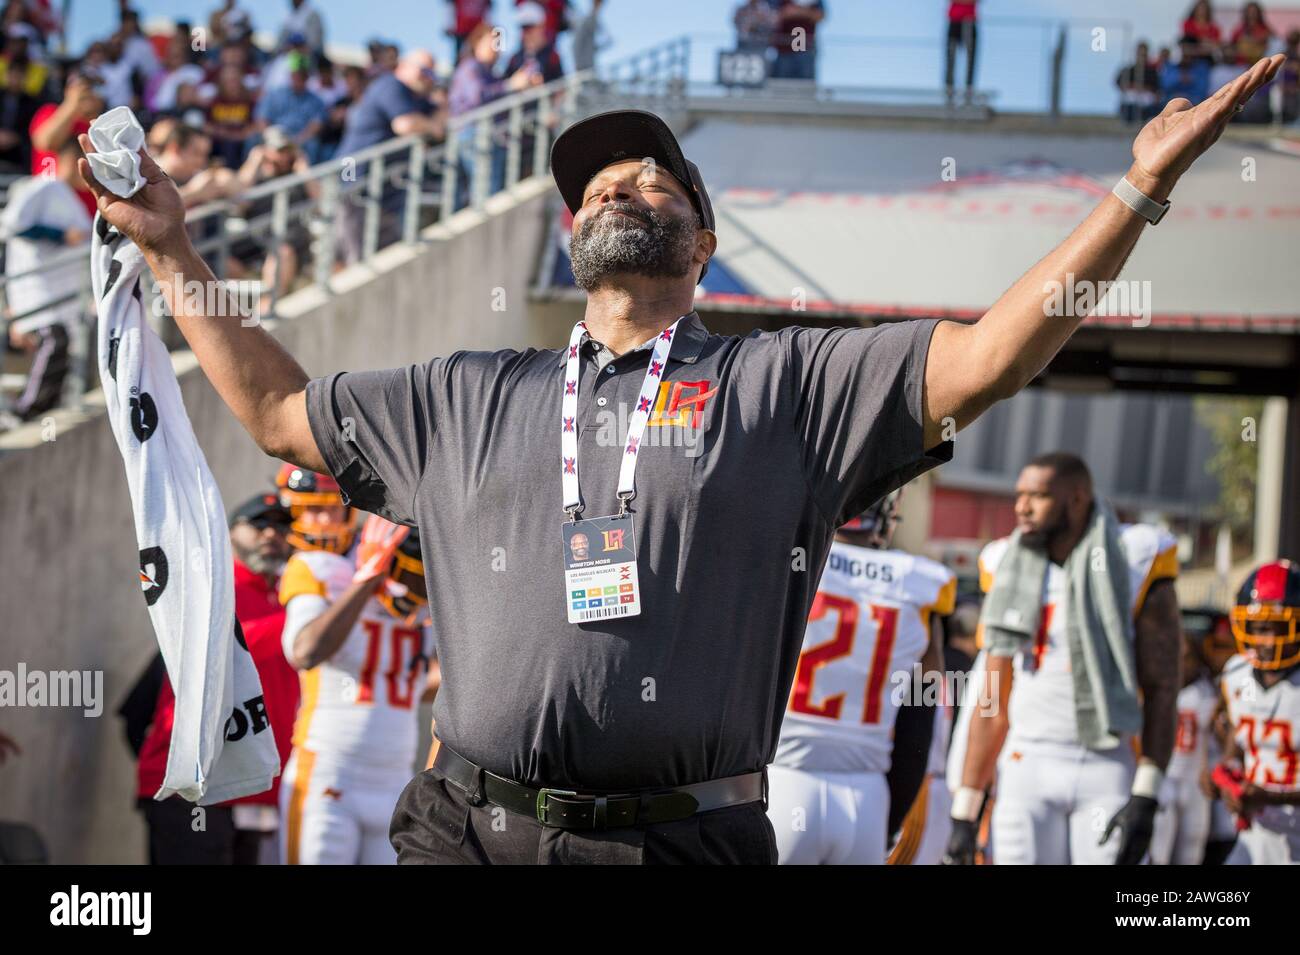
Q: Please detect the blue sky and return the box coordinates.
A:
[65,0,1262,114]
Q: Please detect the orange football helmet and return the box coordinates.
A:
[1231,560,1300,671]
[275,463,355,554]
[377,524,428,625]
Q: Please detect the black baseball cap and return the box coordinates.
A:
[228,492,291,530]
[551,109,715,278]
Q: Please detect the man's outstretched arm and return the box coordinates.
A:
[921,55,1286,449]
[78,136,324,471]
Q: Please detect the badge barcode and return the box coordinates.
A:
[577,605,632,621]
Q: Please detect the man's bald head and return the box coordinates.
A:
[395,49,437,95]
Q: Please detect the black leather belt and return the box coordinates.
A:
[433,745,765,830]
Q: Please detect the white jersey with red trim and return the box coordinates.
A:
[280,550,432,773]
[1169,676,1217,783]
[978,524,1179,747]
[1221,656,1300,836]
[775,543,956,773]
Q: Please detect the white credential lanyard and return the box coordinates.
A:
[560,317,682,520]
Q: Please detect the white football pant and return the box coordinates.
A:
[280,748,410,865]
[766,765,888,865]
[991,739,1135,865]
[1227,810,1300,865]
[1149,777,1211,865]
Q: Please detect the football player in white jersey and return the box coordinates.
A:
[1149,625,1219,864]
[945,452,1182,865]
[280,514,435,865]
[1179,608,1241,864]
[768,490,956,864]
[1217,560,1300,865]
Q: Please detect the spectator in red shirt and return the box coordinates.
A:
[1228,2,1275,64]
[945,1,978,100]
[122,492,299,865]
[446,0,492,63]
[770,1,825,82]
[1182,1,1224,65]
[30,72,104,218]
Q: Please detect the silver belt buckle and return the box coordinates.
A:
[535,787,579,826]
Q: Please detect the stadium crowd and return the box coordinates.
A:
[0,0,607,430]
[1117,2,1300,123]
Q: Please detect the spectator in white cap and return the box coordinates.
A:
[513,0,570,45]
[517,0,548,27]
[508,1,565,85]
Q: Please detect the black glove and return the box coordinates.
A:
[942,818,978,865]
[1100,794,1158,865]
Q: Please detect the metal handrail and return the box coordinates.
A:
[0,65,611,415]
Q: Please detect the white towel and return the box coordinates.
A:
[85,106,147,198]
[90,108,279,804]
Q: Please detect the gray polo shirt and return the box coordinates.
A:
[306,313,950,790]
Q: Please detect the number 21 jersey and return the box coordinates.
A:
[775,543,956,773]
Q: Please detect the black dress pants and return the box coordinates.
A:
[390,766,778,865]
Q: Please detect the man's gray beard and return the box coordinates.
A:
[569,204,699,291]
[233,542,285,578]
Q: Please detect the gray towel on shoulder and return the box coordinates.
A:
[981,500,1141,749]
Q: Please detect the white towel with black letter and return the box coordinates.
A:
[90,106,279,804]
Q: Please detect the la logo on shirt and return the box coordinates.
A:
[647,380,717,429]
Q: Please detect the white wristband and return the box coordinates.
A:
[952,786,984,822]
[1113,176,1171,225]
[1132,763,1164,799]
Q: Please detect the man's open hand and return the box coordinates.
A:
[77,135,187,257]
[1129,55,1285,198]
